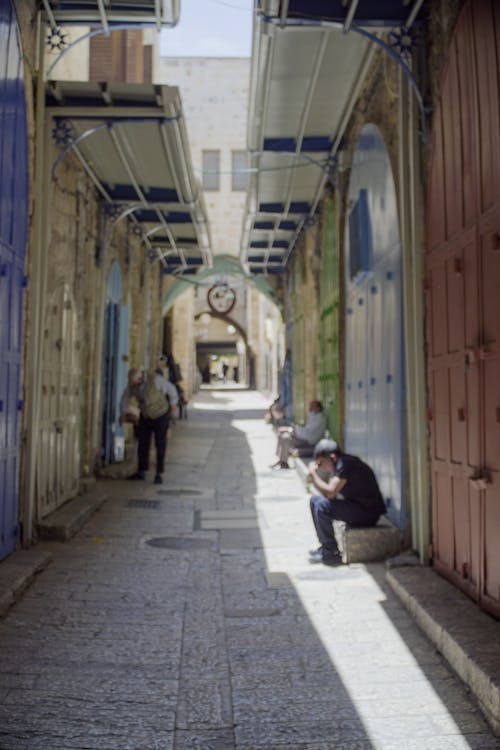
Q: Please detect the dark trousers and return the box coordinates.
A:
[310,494,382,554]
[137,412,170,474]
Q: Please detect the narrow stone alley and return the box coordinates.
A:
[0,390,499,750]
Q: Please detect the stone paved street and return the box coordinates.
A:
[1,389,499,750]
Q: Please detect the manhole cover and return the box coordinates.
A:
[145,537,214,550]
[156,489,203,496]
[128,499,161,509]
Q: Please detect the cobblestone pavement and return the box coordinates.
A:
[1,389,499,750]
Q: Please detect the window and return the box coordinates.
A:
[348,189,372,284]
[202,150,220,191]
[231,151,248,191]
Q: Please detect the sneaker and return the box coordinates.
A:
[127,471,145,480]
[154,474,163,485]
[270,461,290,470]
[308,545,323,555]
[308,549,342,566]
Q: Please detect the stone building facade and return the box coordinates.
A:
[246,0,500,619]
[0,0,178,554]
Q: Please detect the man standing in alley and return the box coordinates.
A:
[307,439,387,565]
[120,367,178,485]
[271,400,327,469]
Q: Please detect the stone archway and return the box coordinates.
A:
[194,311,250,386]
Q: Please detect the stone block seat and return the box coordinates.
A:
[333,517,402,564]
[291,456,403,564]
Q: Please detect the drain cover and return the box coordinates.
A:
[128,499,161,509]
[145,537,213,550]
[156,489,203,496]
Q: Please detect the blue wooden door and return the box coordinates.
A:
[113,304,129,461]
[344,125,406,530]
[100,263,128,465]
[101,301,120,465]
[0,0,28,560]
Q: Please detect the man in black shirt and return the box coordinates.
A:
[307,439,386,565]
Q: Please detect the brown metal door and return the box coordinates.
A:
[426,0,500,618]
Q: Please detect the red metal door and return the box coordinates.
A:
[426,0,500,618]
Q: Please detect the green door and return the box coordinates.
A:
[319,199,340,438]
[292,259,305,422]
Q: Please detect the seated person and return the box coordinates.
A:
[264,395,286,426]
[307,439,387,566]
[271,400,326,469]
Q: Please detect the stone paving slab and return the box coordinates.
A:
[0,549,52,618]
[0,390,500,749]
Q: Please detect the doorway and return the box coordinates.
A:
[0,0,28,558]
[100,262,129,465]
[426,0,500,618]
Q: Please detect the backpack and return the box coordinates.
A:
[135,370,170,419]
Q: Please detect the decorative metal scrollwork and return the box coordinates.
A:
[51,120,73,147]
[388,26,419,61]
[46,26,68,52]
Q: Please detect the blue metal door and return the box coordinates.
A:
[100,263,128,465]
[101,301,119,464]
[113,304,129,461]
[344,125,406,529]
[0,0,28,560]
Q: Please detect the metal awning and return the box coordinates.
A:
[47,81,211,274]
[41,0,180,30]
[241,0,424,274]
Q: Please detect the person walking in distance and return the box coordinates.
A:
[120,367,178,484]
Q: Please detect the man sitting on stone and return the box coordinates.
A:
[271,400,327,470]
[308,439,387,566]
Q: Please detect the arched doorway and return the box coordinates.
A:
[37,284,80,517]
[426,0,500,617]
[194,311,249,386]
[101,262,129,465]
[344,124,406,530]
[0,0,28,558]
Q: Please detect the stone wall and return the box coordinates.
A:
[154,57,250,260]
[280,2,467,427]
[13,0,166,492]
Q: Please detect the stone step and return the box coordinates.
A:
[387,566,500,736]
[292,456,403,563]
[37,491,107,542]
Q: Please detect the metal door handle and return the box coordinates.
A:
[469,475,491,490]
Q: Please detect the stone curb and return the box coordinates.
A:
[37,491,108,542]
[386,566,500,736]
[0,550,52,618]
